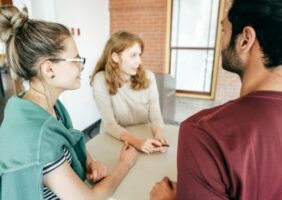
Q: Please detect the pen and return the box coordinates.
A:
[152,143,170,147]
[167,178,173,189]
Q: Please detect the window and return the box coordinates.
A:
[169,0,224,99]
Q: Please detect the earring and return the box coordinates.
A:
[51,75,55,79]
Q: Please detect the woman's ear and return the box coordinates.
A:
[111,52,120,63]
[40,60,55,79]
[237,26,256,53]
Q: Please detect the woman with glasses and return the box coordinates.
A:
[0,6,137,200]
[90,31,168,154]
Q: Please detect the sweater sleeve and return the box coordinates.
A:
[92,72,127,139]
[147,71,164,132]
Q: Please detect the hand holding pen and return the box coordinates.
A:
[152,136,170,153]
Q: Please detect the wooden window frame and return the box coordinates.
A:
[164,0,226,100]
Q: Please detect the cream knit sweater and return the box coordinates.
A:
[92,70,164,139]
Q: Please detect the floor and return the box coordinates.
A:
[0,72,219,141]
[174,96,220,123]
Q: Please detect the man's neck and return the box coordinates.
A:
[240,64,282,96]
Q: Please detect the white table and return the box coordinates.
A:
[86,124,179,200]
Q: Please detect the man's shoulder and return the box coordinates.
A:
[180,91,281,138]
[181,95,256,130]
[181,101,233,125]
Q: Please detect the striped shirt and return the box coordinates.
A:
[42,146,72,200]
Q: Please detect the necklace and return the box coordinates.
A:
[28,83,55,117]
[29,84,46,97]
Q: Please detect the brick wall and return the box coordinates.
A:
[109,0,167,73]
[109,0,241,103]
[215,67,241,103]
[0,0,12,5]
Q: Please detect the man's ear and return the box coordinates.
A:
[111,52,120,63]
[237,26,256,53]
[40,60,55,79]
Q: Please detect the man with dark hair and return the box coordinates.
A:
[150,0,282,199]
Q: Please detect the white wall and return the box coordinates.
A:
[13,0,32,16]
[30,0,56,21]
[55,0,109,130]
[15,0,109,130]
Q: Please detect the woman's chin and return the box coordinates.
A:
[70,82,81,90]
[130,71,137,76]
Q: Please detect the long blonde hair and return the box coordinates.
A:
[90,31,149,95]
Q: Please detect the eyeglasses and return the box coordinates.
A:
[49,57,86,71]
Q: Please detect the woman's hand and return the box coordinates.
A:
[86,159,108,182]
[154,128,169,146]
[120,131,168,154]
[134,138,165,154]
[119,142,138,169]
[154,135,169,146]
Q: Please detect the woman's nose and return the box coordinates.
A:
[137,56,142,65]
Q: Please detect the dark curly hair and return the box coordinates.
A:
[228,0,282,68]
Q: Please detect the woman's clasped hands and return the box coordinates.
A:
[136,137,169,154]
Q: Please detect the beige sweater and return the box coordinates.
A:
[92,70,164,139]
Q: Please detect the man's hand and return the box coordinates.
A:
[150,177,177,200]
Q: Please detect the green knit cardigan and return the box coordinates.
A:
[0,96,87,200]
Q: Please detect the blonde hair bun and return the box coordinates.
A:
[0,6,28,42]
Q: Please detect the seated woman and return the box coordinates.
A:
[90,31,168,154]
[0,6,137,200]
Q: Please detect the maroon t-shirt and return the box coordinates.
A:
[177,91,282,200]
